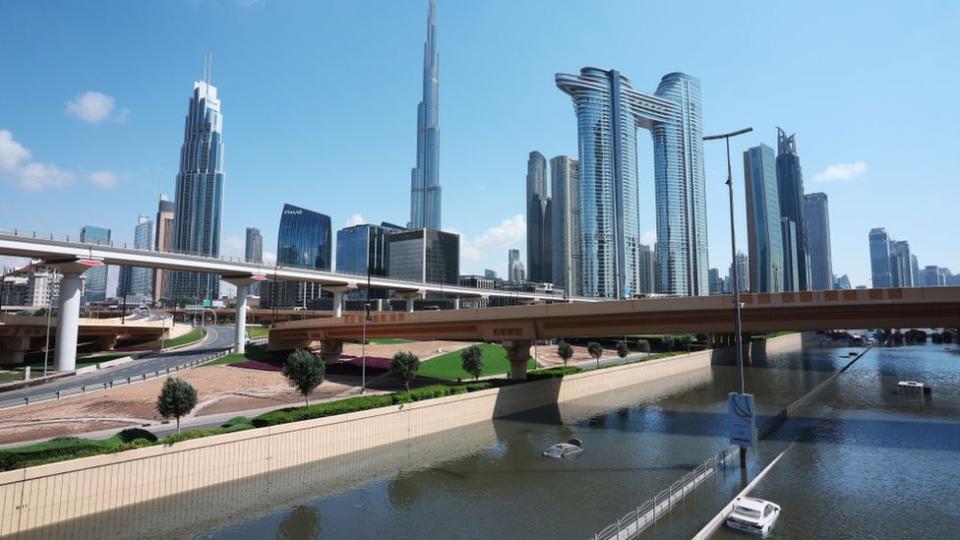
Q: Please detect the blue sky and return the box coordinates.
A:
[1,0,958,294]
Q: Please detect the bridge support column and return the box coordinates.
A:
[54,273,83,372]
[503,340,532,380]
[334,291,343,318]
[453,297,460,310]
[96,334,117,351]
[0,337,32,366]
[320,339,343,364]
[234,284,249,354]
[406,297,415,312]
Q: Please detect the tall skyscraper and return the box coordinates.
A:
[245,227,263,264]
[868,228,892,287]
[168,60,224,303]
[637,244,655,294]
[119,215,154,300]
[336,222,404,282]
[910,255,921,287]
[744,144,784,292]
[153,195,175,304]
[708,268,723,295]
[557,68,707,298]
[80,225,110,304]
[262,204,332,308]
[550,155,580,295]
[890,240,913,287]
[409,0,441,230]
[921,265,946,286]
[508,249,523,283]
[775,128,809,290]
[729,251,750,294]
[526,151,551,283]
[803,193,833,290]
[781,217,800,291]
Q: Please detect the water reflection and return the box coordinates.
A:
[276,506,321,540]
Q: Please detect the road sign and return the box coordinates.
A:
[728,392,756,448]
[202,299,212,308]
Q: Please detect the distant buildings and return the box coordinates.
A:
[803,193,833,290]
[80,225,110,304]
[743,144,784,293]
[168,65,225,304]
[921,265,946,287]
[526,151,551,283]
[153,195,175,304]
[834,274,852,289]
[728,252,750,294]
[556,68,707,298]
[245,227,263,264]
[483,269,497,280]
[409,0,441,230]
[775,128,810,290]
[868,228,893,287]
[262,204,331,308]
[550,155,579,295]
[118,215,154,301]
[638,244,655,295]
[508,249,524,283]
[0,265,59,309]
[388,229,459,285]
[708,268,723,295]
[336,222,404,298]
[890,240,913,288]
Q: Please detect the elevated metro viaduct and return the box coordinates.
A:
[0,229,591,371]
[269,286,960,379]
[0,315,169,365]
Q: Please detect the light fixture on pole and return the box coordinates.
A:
[361,302,372,394]
[704,126,753,470]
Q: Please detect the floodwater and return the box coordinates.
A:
[29,339,960,539]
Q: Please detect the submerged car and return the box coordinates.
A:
[542,438,583,459]
[726,497,781,536]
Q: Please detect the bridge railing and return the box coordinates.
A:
[0,349,230,411]
[591,446,739,540]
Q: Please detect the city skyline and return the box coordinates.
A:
[1,1,958,292]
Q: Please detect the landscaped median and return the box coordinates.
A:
[0,366,581,472]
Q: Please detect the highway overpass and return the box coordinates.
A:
[0,315,168,365]
[268,286,960,379]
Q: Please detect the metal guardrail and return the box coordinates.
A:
[592,446,739,540]
[0,349,230,411]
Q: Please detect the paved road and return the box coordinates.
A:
[0,325,236,409]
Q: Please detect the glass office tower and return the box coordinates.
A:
[119,216,154,300]
[550,155,580,295]
[153,196,175,304]
[775,128,809,290]
[868,228,892,287]
[409,0,441,230]
[557,68,707,298]
[262,204,331,308]
[337,223,404,298]
[803,193,833,290]
[388,229,459,285]
[168,69,224,303]
[743,144,784,292]
[79,225,111,304]
[526,151,550,283]
[245,227,263,264]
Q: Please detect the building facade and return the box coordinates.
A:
[0,265,59,309]
[803,192,833,290]
[743,145,784,292]
[245,227,263,264]
[262,204,332,308]
[637,243,655,295]
[80,225,111,304]
[336,223,405,299]
[168,71,225,303]
[868,228,893,287]
[921,265,946,287]
[119,215,154,300]
[526,151,551,283]
[775,128,809,290]
[508,249,523,283]
[550,155,580,295]
[708,268,723,295]
[153,196,175,304]
[388,229,459,285]
[409,0,441,230]
[890,240,913,288]
[556,68,707,298]
[728,252,750,294]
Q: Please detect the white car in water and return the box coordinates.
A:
[541,438,583,459]
[725,497,781,536]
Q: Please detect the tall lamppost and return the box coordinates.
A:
[361,302,371,394]
[704,126,752,469]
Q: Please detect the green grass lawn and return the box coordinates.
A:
[206,345,282,366]
[369,338,414,345]
[138,327,204,350]
[247,326,269,338]
[417,343,536,381]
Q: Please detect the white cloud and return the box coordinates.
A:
[224,236,244,257]
[344,213,366,227]
[262,251,276,266]
[0,130,30,171]
[17,162,74,191]
[641,229,656,246]
[813,161,867,182]
[65,91,116,123]
[87,170,117,187]
[458,214,526,262]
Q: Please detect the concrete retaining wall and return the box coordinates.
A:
[0,334,800,534]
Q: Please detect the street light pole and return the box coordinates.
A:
[43,268,56,377]
[704,126,752,469]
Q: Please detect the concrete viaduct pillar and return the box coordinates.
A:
[223,274,266,354]
[502,339,532,380]
[46,259,103,372]
[397,290,425,313]
[0,337,32,366]
[320,339,343,364]
[326,284,357,319]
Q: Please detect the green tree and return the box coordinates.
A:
[391,351,421,391]
[556,340,574,368]
[460,344,484,382]
[587,341,604,368]
[282,349,326,406]
[616,340,629,359]
[156,377,198,434]
[636,339,651,353]
[663,336,675,353]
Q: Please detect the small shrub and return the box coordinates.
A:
[636,339,651,353]
[460,345,484,382]
[282,349,326,406]
[391,351,421,391]
[157,377,198,434]
[616,340,629,359]
[556,341,574,367]
[662,336,675,352]
[587,341,603,368]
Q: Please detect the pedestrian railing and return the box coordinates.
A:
[591,446,739,540]
[0,349,230,410]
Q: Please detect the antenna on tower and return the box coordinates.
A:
[202,52,213,84]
